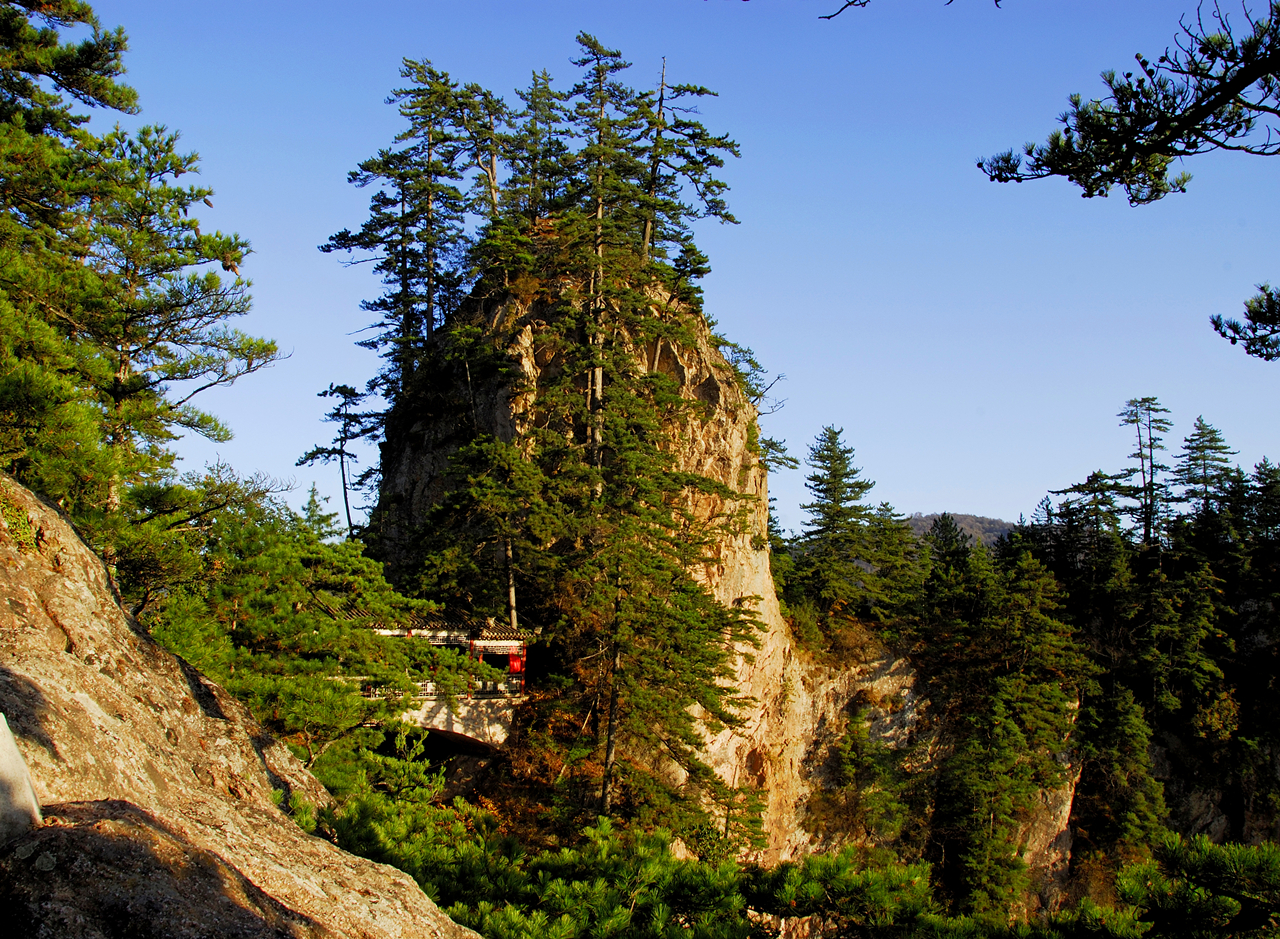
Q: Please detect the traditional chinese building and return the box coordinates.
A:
[314,602,529,747]
[372,613,528,698]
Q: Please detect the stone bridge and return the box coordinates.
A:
[402,696,522,748]
[371,616,528,749]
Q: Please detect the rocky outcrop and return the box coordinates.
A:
[0,475,475,939]
[375,296,1080,877]
[1017,766,1081,914]
[375,296,905,862]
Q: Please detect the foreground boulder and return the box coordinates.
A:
[0,475,475,939]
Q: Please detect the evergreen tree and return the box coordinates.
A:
[566,359,759,820]
[865,501,925,626]
[1039,472,1138,657]
[1117,833,1280,938]
[1118,396,1173,545]
[633,59,739,285]
[81,126,277,506]
[454,80,510,220]
[0,10,278,613]
[1073,685,1167,862]
[1248,457,1280,542]
[1174,416,1238,514]
[909,520,1088,914]
[413,434,558,634]
[564,33,647,478]
[505,69,571,225]
[323,59,470,405]
[0,0,136,502]
[297,383,374,537]
[1133,562,1231,725]
[1214,283,1280,362]
[148,492,476,772]
[920,512,975,627]
[793,425,878,624]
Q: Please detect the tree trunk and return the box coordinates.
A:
[600,643,621,814]
[338,449,354,537]
[426,132,436,340]
[504,536,518,632]
[641,59,667,261]
[487,114,501,217]
[590,95,606,495]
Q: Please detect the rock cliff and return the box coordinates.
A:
[0,475,476,939]
[375,296,1082,885]
[374,296,921,862]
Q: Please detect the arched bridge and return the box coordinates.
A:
[373,616,527,748]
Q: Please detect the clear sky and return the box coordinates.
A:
[87,0,1280,533]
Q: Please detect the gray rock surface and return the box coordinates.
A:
[0,475,477,939]
[0,712,42,843]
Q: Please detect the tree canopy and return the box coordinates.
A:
[974,1,1280,360]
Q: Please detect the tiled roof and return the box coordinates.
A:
[312,597,529,640]
[475,621,527,641]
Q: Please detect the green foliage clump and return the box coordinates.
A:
[775,426,923,656]
[324,752,941,939]
[0,485,37,553]
[0,2,280,616]
[806,703,908,849]
[147,489,481,769]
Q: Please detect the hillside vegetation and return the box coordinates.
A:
[4,4,1280,937]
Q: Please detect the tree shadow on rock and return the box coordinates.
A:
[174,656,228,721]
[0,666,60,761]
[1,800,336,939]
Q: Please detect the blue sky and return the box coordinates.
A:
[88,0,1280,532]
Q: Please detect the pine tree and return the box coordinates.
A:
[863,502,924,625]
[0,1,136,503]
[633,60,739,284]
[793,426,877,623]
[148,493,473,770]
[82,126,277,507]
[0,1,135,135]
[1073,685,1166,860]
[1118,396,1173,545]
[297,383,374,537]
[1117,833,1280,937]
[0,15,278,612]
[1174,416,1239,514]
[454,80,510,220]
[909,519,1087,914]
[505,69,570,225]
[565,33,646,481]
[323,59,470,404]
[1249,458,1280,543]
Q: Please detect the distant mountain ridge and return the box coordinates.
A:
[907,513,1017,547]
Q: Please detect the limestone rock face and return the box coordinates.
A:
[1017,770,1080,914]
[0,475,476,939]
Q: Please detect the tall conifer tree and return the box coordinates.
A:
[794,426,878,622]
[1174,416,1238,514]
[1119,396,1173,545]
[323,60,470,407]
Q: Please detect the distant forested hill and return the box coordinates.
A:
[907,513,1016,546]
